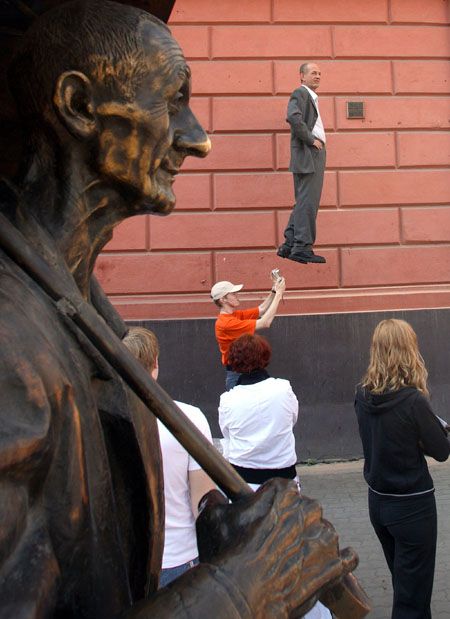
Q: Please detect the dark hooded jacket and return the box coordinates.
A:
[355,386,449,495]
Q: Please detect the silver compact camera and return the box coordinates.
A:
[271,268,282,283]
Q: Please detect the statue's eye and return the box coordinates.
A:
[169,91,184,115]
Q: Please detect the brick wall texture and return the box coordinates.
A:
[97,0,450,319]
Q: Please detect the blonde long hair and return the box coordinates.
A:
[362,319,429,396]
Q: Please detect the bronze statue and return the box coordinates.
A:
[0,1,369,617]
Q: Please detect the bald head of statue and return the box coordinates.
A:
[8,0,210,217]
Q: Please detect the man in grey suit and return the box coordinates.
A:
[278,62,326,264]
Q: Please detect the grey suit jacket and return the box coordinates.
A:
[287,85,318,174]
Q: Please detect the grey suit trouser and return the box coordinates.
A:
[283,147,326,251]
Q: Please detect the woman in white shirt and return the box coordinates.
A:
[219,333,299,489]
[219,333,331,619]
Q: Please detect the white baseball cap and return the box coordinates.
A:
[210,281,243,301]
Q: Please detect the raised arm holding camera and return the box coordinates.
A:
[211,271,286,390]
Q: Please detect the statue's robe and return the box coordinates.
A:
[0,194,164,618]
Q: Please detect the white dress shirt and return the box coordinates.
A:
[303,84,326,144]
[219,377,298,469]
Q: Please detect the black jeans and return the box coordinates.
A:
[368,489,437,619]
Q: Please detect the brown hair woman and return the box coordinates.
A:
[355,319,449,619]
[219,334,299,490]
[219,333,332,619]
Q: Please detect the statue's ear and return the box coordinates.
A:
[53,71,96,139]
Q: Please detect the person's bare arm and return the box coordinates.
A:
[189,470,216,518]
[258,289,277,316]
[255,278,286,330]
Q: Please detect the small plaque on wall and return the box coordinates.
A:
[346,101,365,119]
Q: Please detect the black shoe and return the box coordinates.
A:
[277,244,292,259]
[289,250,326,264]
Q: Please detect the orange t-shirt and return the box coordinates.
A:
[215,308,259,366]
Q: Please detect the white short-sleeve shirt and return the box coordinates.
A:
[158,401,213,568]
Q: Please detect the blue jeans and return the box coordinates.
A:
[159,557,199,588]
[225,370,240,391]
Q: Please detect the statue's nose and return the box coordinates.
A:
[174,110,211,158]
[179,133,211,158]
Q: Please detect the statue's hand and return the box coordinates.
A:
[196,478,357,618]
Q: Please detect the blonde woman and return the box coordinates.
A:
[355,319,449,619]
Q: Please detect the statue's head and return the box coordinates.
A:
[8,0,210,214]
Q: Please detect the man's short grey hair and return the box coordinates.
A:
[299,62,311,75]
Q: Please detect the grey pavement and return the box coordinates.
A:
[297,458,450,619]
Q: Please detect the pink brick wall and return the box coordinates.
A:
[97,0,450,319]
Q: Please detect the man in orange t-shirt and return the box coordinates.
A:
[211,277,286,390]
